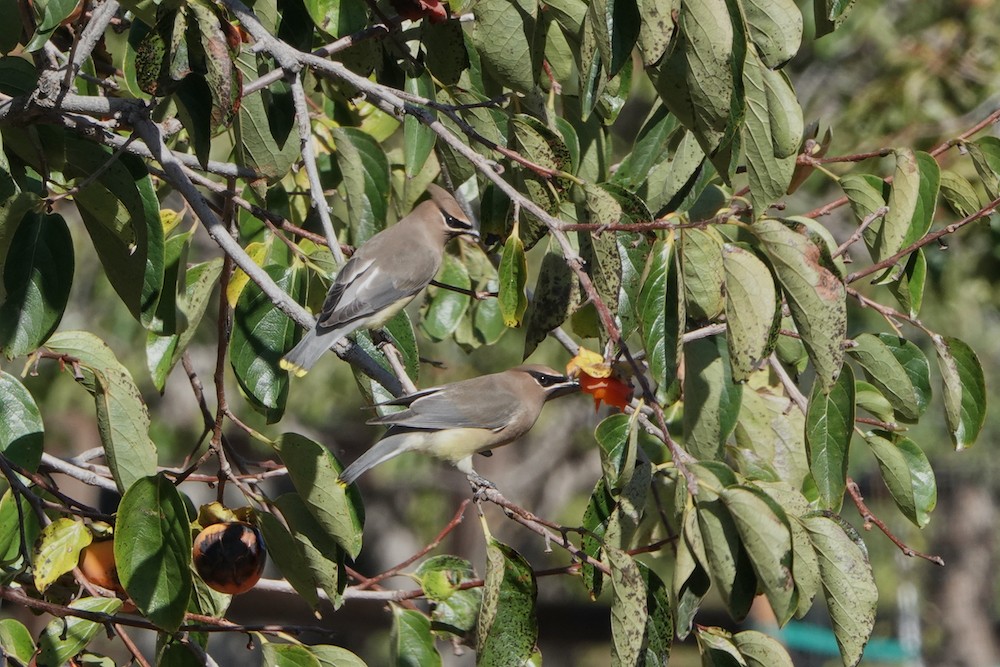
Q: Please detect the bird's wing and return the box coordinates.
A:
[368,380,522,431]
[315,233,436,330]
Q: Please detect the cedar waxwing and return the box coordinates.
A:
[338,365,579,485]
[280,185,478,376]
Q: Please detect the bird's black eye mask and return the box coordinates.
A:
[528,370,573,387]
[442,210,477,235]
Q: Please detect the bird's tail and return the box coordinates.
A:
[338,433,414,485]
[280,327,346,377]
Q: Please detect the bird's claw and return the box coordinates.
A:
[467,473,496,500]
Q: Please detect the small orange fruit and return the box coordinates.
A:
[579,372,633,410]
[193,521,267,595]
[79,539,122,593]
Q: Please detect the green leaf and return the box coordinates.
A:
[421,254,471,341]
[733,630,794,667]
[939,170,983,218]
[741,49,802,217]
[854,379,894,423]
[691,463,756,621]
[682,227,725,321]
[309,645,368,667]
[752,218,846,392]
[840,173,886,228]
[636,562,672,666]
[25,0,79,51]
[424,20,470,85]
[302,0,367,36]
[523,239,579,358]
[638,238,682,402]
[147,258,224,392]
[0,618,36,666]
[477,538,538,667]
[36,597,123,667]
[813,0,857,37]
[404,71,437,179]
[415,555,482,635]
[273,493,344,603]
[744,0,802,69]
[257,510,321,609]
[498,234,528,327]
[45,331,158,492]
[653,0,741,164]
[646,130,710,216]
[865,432,936,528]
[966,136,1000,200]
[593,411,643,501]
[887,249,926,318]
[803,514,877,667]
[581,479,615,598]
[683,335,742,461]
[864,149,919,273]
[231,263,302,423]
[392,607,441,667]
[234,54,300,180]
[116,475,192,632]
[0,371,44,472]
[635,0,678,66]
[933,336,986,450]
[608,547,646,667]
[145,230,191,337]
[66,139,164,328]
[612,106,678,190]
[695,626,745,666]
[0,212,73,358]
[734,387,808,489]
[32,517,92,593]
[753,481,821,619]
[721,485,795,625]
[469,0,540,93]
[673,503,711,638]
[587,0,639,77]
[848,333,931,422]
[274,433,365,559]
[334,127,390,245]
[805,363,855,510]
[722,243,780,380]
[0,0,22,54]
[187,0,241,129]
[263,643,322,667]
[0,489,41,564]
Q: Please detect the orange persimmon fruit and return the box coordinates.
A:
[578,372,633,410]
[193,521,267,595]
[79,539,122,593]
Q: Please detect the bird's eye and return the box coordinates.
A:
[443,213,473,231]
[534,373,562,387]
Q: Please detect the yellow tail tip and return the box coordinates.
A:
[336,478,348,489]
[279,358,309,377]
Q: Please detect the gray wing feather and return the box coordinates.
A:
[368,380,521,431]
[317,228,440,330]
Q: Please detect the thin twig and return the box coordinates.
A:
[845,479,944,566]
[289,76,345,264]
[354,499,471,590]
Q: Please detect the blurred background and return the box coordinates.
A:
[9,0,1000,665]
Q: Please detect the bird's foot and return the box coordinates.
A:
[467,472,496,501]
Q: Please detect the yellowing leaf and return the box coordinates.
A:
[226,241,268,308]
[566,347,611,378]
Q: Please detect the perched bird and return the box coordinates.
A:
[338,365,579,485]
[281,185,478,376]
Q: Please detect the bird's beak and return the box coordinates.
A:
[545,375,580,399]
[462,227,481,242]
